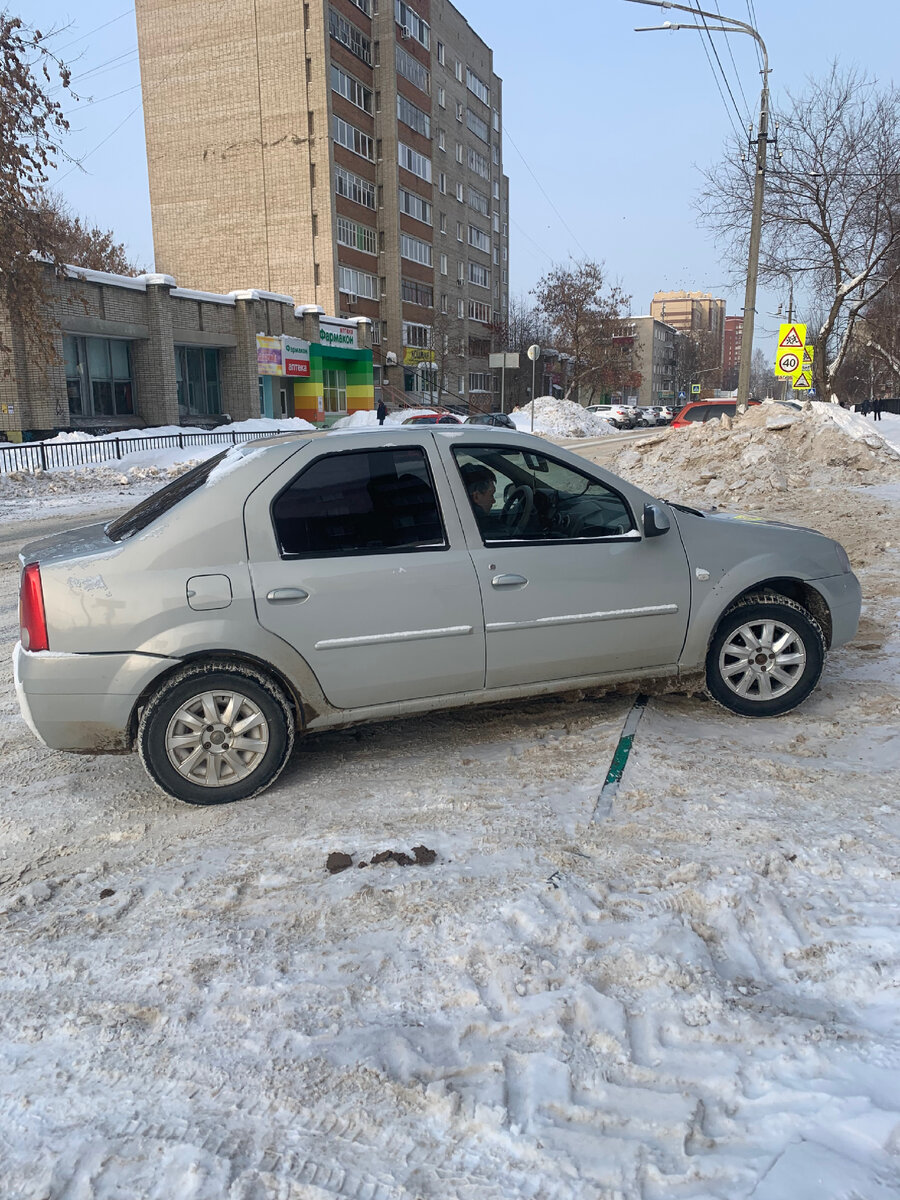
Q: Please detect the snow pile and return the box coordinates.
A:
[511,396,614,437]
[613,401,900,510]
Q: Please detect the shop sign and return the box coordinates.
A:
[403,347,435,366]
[282,336,310,377]
[318,316,358,349]
[256,335,283,376]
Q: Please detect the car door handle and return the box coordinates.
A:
[266,587,309,603]
[491,574,528,588]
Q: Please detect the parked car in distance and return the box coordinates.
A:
[642,406,673,425]
[16,426,861,806]
[465,412,516,429]
[586,403,634,429]
[671,399,761,428]
[401,412,462,425]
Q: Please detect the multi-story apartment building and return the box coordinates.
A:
[135,0,509,414]
[723,315,743,387]
[650,290,726,370]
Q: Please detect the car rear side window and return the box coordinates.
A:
[272,447,447,557]
[106,451,229,541]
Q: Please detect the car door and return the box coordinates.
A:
[245,440,485,709]
[444,442,692,690]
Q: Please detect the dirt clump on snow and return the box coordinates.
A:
[606,401,900,571]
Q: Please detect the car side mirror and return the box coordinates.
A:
[643,502,671,537]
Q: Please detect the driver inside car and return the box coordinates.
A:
[460,463,507,536]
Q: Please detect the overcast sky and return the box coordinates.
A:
[26,0,900,355]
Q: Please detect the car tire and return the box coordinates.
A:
[705,594,826,718]
[138,661,295,805]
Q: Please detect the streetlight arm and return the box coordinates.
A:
[625,0,767,73]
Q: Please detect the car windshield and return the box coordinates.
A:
[106,451,229,541]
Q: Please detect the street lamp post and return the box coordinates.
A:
[626,0,770,414]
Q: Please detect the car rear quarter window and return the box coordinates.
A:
[106,451,229,541]
[272,447,447,557]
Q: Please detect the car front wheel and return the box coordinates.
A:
[138,661,295,804]
[705,594,826,717]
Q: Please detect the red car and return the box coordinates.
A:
[401,413,463,425]
[671,399,760,428]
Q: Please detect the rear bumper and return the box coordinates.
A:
[13,644,178,752]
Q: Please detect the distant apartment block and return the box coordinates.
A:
[135,0,509,412]
[611,317,680,406]
[650,290,726,367]
[723,315,743,381]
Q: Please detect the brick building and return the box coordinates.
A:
[134,0,509,411]
[650,290,726,370]
[0,264,373,440]
[723,315,743,385]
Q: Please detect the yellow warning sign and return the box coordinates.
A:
[792,370,812,391]
[801,345,814,370]
[778,323,807,350]
[775,349,802,377]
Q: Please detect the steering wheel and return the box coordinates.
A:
[501,484,534,534]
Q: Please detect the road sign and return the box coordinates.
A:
[691,383,701,394]
[801,346,815,370]
[792,371,812,391]
[526,344,541,362]
[678,391,686,400]
[775,349,802,377]
[778,323,807,350]
[489,352,520,369]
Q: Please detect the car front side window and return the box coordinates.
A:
[453,446,634,544]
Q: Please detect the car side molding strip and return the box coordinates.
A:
[315,625,474,651]
[486,604,679,633]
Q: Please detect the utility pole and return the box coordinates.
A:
[626,1,770,413]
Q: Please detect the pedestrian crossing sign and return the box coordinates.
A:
[778,323,807,350]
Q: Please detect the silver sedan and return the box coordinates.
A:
[15,427,861,804]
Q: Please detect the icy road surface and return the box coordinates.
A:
[1,494,899,1199]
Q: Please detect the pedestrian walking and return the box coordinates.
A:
[376,398,387,425]
[873,396,883,421]
[860,398,870,417]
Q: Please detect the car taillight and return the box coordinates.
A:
[20,563,49,652]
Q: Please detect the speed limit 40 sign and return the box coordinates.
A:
[775,348,802,377]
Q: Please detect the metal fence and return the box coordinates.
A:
[0,428,284,474]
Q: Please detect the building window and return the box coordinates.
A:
[492,108,500,132]
[347,0,371,14]
[456,220,463,241]
[468,299,491,323]
[467,146,489,179]
[436,40,445,64]
[398,141,432,181]
[337,215,377,255]
[175,345,221,416]
[469,371,492,392]
[465,68,490,106]
[468,224,489,252]
[400,231,433,266]
[403,322,431,348]
[322,368,348,414]
[458,374,465,395]
[468,261,490,288]
[339,265,379,299]
[397,93,431,138]
[64,334,135,418]
[334,114,374,160]
[402,277,434,307]
[335,163,376,209]
[466,108,489,142]
[395,0,430,47]
[454,59,463,82]
[399,187,432,224]
[440,293,448,313]
[439,253,448,275]
[457,298,465,318]
[438,129,445,151]
[437,85,445,108]
[438,171,446,194]
[467,186,489,216]
[439,212,447,233]
[329,8,371,64]
[492,143,499,164]
[455,100,463,122]
[468,336,491,357]
[330,64,373,113]
[395,43,429,92]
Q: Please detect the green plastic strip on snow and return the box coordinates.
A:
[592,694,648,822]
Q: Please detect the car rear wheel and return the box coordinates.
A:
[138,661,295,805]
[705,594,826,717]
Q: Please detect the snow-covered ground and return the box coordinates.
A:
[0,405,899,1199]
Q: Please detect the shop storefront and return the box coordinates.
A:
[258,317,374,426]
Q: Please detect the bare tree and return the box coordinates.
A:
[32,193,145,275]
[697,65,900,401]
[491,295,553,409]
[0,13,72,359]
[532,260,637,402]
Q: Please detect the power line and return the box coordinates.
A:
[509,217,554,265]
[55,10,133,53]
[67,84,142,112]
[711,0,752,124]
[54,103,144,185]
[689,0,747,135]
[685,5,743,142]
[745,0,764,73]
[502,123,590,260]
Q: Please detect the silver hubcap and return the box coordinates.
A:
[719,618,807,701]
[165,690,269,787]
